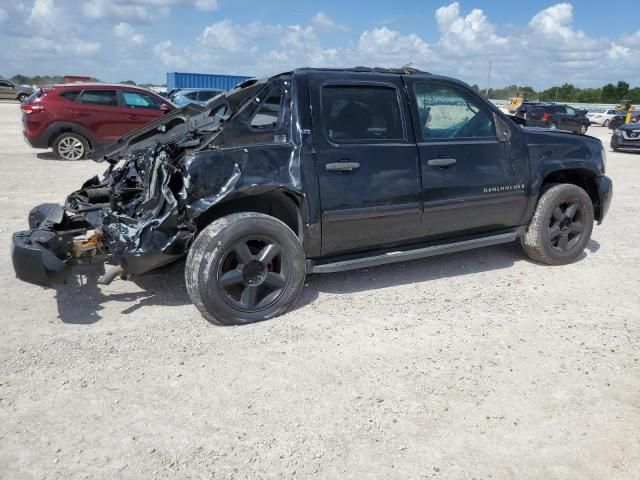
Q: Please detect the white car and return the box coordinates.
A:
[586,108,620,127]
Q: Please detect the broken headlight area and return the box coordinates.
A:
[12,143,198,288]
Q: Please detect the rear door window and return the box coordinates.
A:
[321,85,404,142]
[60,91,81,101]
[250,89,283,128]
[122,90,162,109]
[79,90,118,107]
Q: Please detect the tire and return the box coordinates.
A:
[579,124,588,135]
[53,132,89,160]
[603,119,610,127]
[185,212,306,325]
[17,93,28,103]
[521,184,594,265]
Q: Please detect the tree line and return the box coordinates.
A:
[472,81,640,104]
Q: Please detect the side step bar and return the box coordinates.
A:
[307,230,522,274]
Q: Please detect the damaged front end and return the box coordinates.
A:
[12,74,296,289]
[13,138,200,287]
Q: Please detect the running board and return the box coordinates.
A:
[307,230,521,274]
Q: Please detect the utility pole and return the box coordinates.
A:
[555,87,559,103]
[485,60,492,97]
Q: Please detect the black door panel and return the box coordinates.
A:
[405,79,529,238]
[309,73,422,256]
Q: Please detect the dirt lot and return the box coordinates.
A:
[0,101,638,479]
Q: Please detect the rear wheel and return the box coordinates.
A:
[603,119,610,127]
[53,132,89,160]
[17,93,28,103]
[185,212,306,325]
[521,184,594,265]
[579,124,588,135]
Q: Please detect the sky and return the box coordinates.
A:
[0,0,638,89]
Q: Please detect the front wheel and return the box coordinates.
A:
[185,212,306,325]
[521,184,594,265]
[603,119,610,127]
[17,93,29,103]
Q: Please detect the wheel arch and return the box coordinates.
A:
[46,123,96,149]
[193,188,305,244]
[541,168,603,221]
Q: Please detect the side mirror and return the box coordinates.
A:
[160,103,170,112]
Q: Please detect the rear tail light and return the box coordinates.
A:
[21,104,45,114]
[542,113,550,122]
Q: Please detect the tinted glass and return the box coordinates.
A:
[0,81,13,88]
[122,90,162,109]
[321,85,404,142]
[79,90,118,106]
[413,83,495,139]
[197,91,219,101]
[185,92,198,100]
[60,91,80,101]
[250,89,282,128]
[566,106,576,115]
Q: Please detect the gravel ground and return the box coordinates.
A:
[0,101,638,479]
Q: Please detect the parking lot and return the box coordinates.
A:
[0,100,638,478]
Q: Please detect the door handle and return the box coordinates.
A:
[326,162,360,172]
[427,157,456,168]
[75,112,90,117]
[128,115,138,120]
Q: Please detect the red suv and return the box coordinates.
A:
[21,84,174,160]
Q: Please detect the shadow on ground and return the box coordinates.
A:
[53,239,601,324]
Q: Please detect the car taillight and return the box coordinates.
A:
[21,104,45,114]
[542,113,550,122]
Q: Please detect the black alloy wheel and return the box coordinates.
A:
[185,212,306,325]
[521,183,594,265]
[216,235,289,312]
[547,201,585,252]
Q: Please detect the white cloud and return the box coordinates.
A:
[153,40,188,69]
[358,27,430,64]
[312,12,347,32]
[4,1,640,88]
[114,22,146,45]
[528,3,575,40]
[608,43,630,60]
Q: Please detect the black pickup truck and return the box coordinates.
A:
[12,67,612,325]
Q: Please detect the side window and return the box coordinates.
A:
[566,106,576,116]
[184,91,198,100]
[413,83,495,140]
[197,91,219,101]
[250,89,283,128]
[122,90,162,109]
[321,85,404,142]
[79,90,118,107]
[60,91,81,101]
[0,81,12,88]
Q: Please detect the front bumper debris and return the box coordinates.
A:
[11,203,86,288]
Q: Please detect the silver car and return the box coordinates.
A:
[0,79,34,102]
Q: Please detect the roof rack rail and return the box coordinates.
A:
[353,66,429,75]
